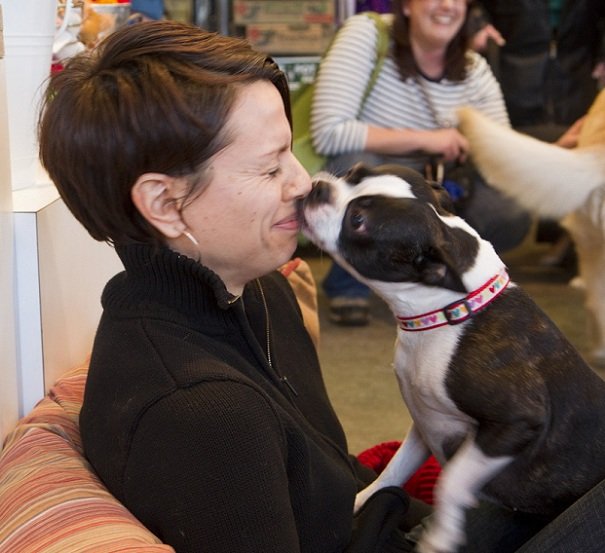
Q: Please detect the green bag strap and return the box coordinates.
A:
[360,11,391,106]
[291,14,391,212]
[291,12,390,148]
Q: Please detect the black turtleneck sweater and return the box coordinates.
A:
[80,244,410,553]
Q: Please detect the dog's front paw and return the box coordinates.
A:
[416,518,466,553]
[416,539,454,553]
[416,533,462,553]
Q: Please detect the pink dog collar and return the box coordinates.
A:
[397,269,510,331]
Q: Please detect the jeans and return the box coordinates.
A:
[515,478,605,553]
[323,262,371,300]
[462,476,605,553]
[320,152,532,300]
[402,476,605,553]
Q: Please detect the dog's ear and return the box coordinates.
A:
[343,163,376,184]
[414,245,466,292]
[429,181,456,215]
[415,223,479,291]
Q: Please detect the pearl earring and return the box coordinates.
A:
[182,229,200,247]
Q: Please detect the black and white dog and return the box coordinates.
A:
[301,163,605,553]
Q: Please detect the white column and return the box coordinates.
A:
[2,0,55,190]
[13,187,123,415]
[0,5,18,446]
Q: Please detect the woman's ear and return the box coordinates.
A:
[131,173,186,239]
[403,0,410,17]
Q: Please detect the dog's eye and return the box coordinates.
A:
[413,254,424,267]
[350,210,366,230]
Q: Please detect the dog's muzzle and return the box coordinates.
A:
[305,179,332,208]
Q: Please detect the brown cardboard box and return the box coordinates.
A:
[233,1,335,25]
[245,22,334,55]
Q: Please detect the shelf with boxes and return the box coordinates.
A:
[233,0,336,56]
[232,1,342,96]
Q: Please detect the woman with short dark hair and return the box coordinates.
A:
[38,20,427,553]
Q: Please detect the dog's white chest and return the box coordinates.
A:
[393,328,474,462]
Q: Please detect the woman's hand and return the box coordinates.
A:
[592,61,605,89]
[471,23,506,53]
[416,128,469,163]
[366,126,469,162]
[556,116,585,149]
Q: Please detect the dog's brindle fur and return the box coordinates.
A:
[302,163,605,553]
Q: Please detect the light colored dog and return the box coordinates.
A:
[458,91,605,363]
[302,163,605,553]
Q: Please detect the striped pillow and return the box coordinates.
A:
[0,364,174,553]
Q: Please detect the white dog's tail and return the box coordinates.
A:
[457,107,605,219]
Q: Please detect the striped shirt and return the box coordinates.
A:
[310,13,510,166]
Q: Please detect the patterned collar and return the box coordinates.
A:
[397,269,510,331]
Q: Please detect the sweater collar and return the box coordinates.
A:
[106,243,240,316]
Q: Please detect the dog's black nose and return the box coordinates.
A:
[305,179,332,206]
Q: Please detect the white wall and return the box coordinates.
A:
[13,188,123,416]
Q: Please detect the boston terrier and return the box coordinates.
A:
[301,163,605,553]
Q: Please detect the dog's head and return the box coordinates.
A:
[302,163,481,293]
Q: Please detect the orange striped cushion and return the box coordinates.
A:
[0,364,174,553]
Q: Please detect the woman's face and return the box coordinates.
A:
[177,80,311,295]
[404,0,467,50]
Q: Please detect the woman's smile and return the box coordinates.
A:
[274,211,302,232]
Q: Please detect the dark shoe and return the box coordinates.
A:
[328,297,370,326]
[535,218,565,243]
[539,234,577,269]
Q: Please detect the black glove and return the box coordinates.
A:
[346,487,413,553]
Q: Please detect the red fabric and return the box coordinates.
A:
[357,441,441,505]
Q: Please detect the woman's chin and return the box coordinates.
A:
[279,239,300,264]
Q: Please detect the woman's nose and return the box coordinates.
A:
[289,156,313,198]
